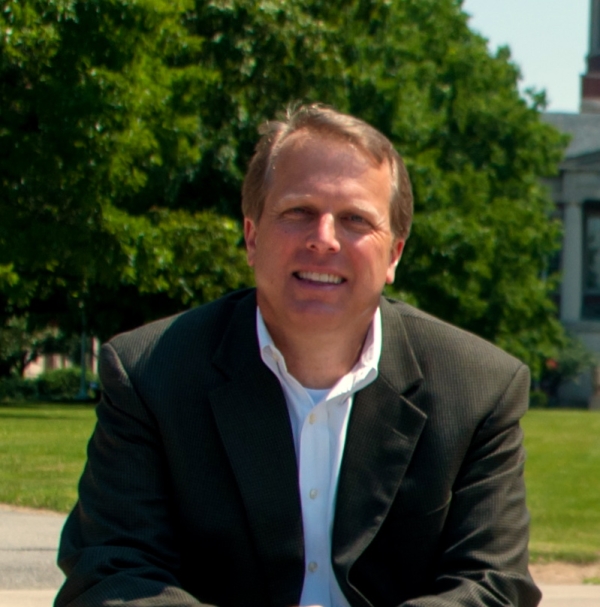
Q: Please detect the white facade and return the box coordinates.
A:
[543,113,600,407]
[537,0,600,407]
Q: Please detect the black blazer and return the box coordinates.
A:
[56,289,541,607]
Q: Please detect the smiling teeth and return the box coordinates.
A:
[297,272,343,284]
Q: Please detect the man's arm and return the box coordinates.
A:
[55,343,206,607]
[402,364,540,607]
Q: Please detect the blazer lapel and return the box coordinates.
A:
[209,292,304,607]
[332,298,427,606]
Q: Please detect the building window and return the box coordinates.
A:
[583,201,600,319]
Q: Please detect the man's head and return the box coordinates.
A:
[242,104,413,240]
[243,104,413,339]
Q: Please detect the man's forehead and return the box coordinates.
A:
[272,129,380,171]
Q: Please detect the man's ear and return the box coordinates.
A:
[244,217,257,267]
[385,239,405,284]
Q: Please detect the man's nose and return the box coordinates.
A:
[306,214,341,253]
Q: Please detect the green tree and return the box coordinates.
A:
[1,0,568,376]
[1,0,251,336]
[334,1,568,378]
[176,0,568,377]
[87,206,252,340]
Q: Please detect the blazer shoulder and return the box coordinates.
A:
[105,288,255,372]
[383,297,525,377]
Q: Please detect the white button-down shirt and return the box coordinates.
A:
[257,308,382,607]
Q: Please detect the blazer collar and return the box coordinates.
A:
[210,292,428,607]
[378,296,424,393]
[332,297,427,607]
[210,291,304,607]
[212,294,423,392]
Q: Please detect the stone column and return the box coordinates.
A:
[561,200,583,322]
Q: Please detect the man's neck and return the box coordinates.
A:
[261,315,374,389]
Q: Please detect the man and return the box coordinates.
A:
[56,105,541,607]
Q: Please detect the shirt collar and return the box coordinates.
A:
[256,306,382,400]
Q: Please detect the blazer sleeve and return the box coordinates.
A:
[55,343,210,607]
[400,364,541,607]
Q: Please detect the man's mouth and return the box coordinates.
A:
[294,271,344,284]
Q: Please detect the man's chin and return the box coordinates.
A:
[266,302,341,330]
[284,300,373,332]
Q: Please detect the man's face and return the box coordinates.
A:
[244,132,405,336]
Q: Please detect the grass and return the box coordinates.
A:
[0,402,96,512]
[584,577,600,585]
[0,404,599,565]
[523,409,600,564]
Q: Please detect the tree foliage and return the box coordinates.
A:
[1,0,252,337]
[1,0,568,376]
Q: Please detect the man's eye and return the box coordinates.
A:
[347,214,368,225]
[286,207,310,216]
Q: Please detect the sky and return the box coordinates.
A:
[462,0,591,113]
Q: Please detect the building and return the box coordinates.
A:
[542,0,600,407]
[22,337,99,379]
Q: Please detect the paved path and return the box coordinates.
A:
[0,506,66,591]
[1,505,599,607]
[0,505,65,606]
[538,584,600,606]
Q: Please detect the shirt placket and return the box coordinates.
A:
[298,399,331,606]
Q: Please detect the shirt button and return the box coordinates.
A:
[309,413,316,424]
[309,488,318,499]
[308,561,318,573]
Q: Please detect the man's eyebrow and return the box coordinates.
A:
[271,194,316,208]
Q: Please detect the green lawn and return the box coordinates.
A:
[0,403,96,512]
[1,404,599,564]
[523,409,600,563]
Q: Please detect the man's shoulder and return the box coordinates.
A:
[106,288,255,367]
[383,297,524,375]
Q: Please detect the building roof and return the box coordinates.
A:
[543,112,600,158]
